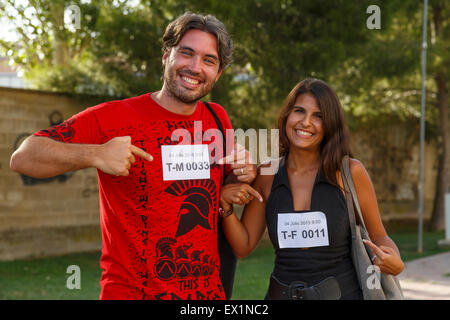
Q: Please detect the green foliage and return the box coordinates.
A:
[0,0,388,129]
[336,0,449,131]
[88,1,169,96]
[1,0,447,132]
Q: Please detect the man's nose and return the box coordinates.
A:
[189,56,202,74]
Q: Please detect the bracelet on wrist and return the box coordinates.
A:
[219,206,234,218]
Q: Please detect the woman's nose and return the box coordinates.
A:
[300,113,312,127]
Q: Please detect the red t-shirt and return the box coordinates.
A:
[34,93,233,300]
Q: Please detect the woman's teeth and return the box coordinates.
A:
[296,129,312,136]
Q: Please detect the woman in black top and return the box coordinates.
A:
[219,78,404,300]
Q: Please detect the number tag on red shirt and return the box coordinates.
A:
[161,144,210,181]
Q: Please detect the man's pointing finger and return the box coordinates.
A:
[130,145,153,161]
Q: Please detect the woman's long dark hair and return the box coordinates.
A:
[276,78,352,186]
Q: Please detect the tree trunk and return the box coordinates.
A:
[428,3,449,231]
[429,72,449,231]
[51,2,70,67]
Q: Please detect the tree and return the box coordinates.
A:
[335,0,449,231]
[0,0,171,96]
[0,0,103,93]
[1,1,384,125]
[5,1,446,222]
[427,0,449,231]
[176,0,385,129]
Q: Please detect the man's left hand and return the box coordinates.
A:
[218,143,257,184]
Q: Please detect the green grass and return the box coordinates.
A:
[233,231,450,299]
[390,231,448,262]
[0,231,448,300]
[232,239,274,300]
[0,251,102,300]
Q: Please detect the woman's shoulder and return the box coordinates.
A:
[348,157,370,182]
[348,157,366,172]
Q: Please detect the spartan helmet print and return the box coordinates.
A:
[155,237,177,259]
[165,180,218,237]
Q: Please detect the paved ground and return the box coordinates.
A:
[398,251,450,300]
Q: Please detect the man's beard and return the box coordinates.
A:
[164,68,215,105]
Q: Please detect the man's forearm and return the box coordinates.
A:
[10,136,99,178]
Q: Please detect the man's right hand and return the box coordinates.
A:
[95,136,153,176]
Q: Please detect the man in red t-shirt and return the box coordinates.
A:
[10,13,257,300]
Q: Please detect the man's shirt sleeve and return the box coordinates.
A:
[33,104,104,145]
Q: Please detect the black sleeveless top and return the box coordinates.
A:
[265,158,362,299]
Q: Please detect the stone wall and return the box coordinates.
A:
[0,87,442,260]
[0,87,104,260]
[350,119,438,222]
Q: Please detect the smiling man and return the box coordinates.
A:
[10,12,256,300]
[158,28,223,109]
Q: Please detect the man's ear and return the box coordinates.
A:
[215,68,223,83]
[162,48,169,66]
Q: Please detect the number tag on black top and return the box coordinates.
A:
[277,211,329,249]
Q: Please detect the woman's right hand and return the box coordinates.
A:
[219,183,266,259]
[220,183,263,209]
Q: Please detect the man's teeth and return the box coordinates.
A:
[182,76,199,85]
[296,129,312,136]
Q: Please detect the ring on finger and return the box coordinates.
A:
[371,254,377,262]
[245,193,250,199]
[240,168,244,175]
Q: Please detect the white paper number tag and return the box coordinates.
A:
[277,211,329,249]
[161,144,210,181]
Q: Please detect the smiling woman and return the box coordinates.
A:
[277,79,351,187]
[219,78,405,300]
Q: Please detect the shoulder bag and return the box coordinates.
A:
[341,155,404,300]
[203,101,237,300]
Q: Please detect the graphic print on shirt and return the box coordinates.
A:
[164,179,218,237]
[151,179,219,285]
[154,237,217,282]
[37,118,76,142]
